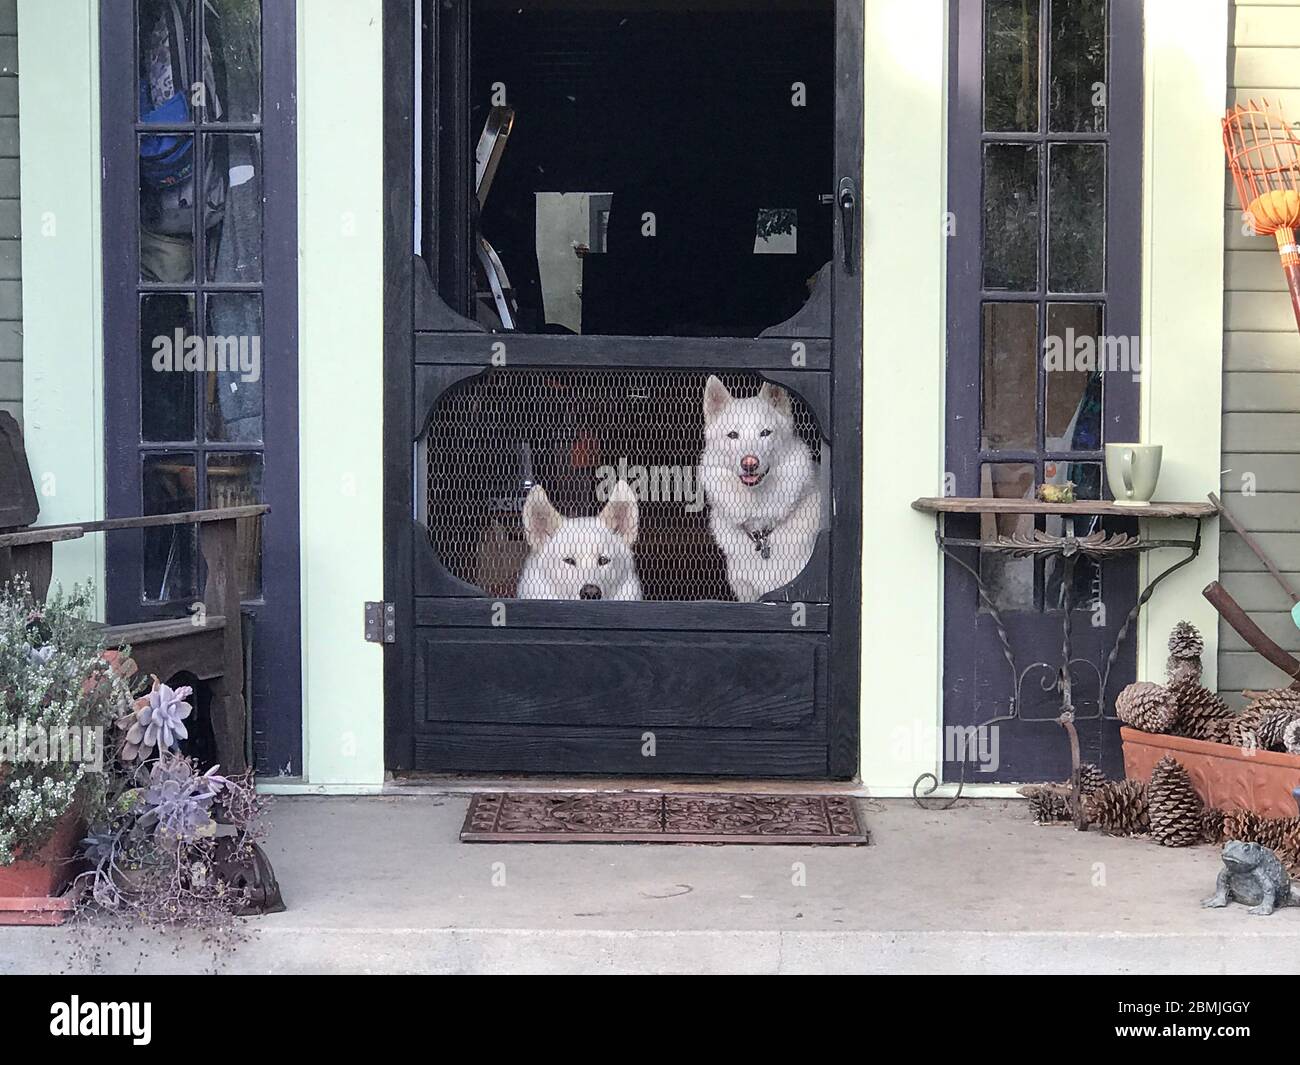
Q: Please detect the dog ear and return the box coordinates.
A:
[599,480,640,546]
[703,375,732,424]
[522,485,562,549]
[759,381,792,417]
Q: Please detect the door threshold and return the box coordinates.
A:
[386,772,865,797]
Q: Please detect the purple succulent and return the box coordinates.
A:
[139,756,229,842]
[119,675,192,760]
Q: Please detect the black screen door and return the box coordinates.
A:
[383,0,863,777]
[943,0,1143,783]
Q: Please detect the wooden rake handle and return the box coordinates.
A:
[1203,580,1300,690]
[1274,227,1300,335]
[1209,492,1300,605]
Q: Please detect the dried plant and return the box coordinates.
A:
[71,751,271,970]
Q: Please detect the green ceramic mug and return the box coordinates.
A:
[1105,443,1163,507]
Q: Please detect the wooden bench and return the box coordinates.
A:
[0,413,265,774]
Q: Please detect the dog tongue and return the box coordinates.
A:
[740,473,761,486]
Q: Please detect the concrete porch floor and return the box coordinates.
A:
[5,795,1300,974]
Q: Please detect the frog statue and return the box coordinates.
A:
[1202,840,1300,916]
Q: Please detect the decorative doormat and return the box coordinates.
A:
[460,792,869,845]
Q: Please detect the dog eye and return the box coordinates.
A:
[597,555,610,566]
[563,557,577,566]
[760,429,772,437]
[727,430,739,440]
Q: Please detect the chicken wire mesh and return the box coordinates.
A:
[422,369,824,602]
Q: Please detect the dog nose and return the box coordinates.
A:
[579,584,602,600]
[740,455,760,472]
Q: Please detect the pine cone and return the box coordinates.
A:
[1018,764,1105,823]
[1284,718,1300,756]
[1084,778,1150,836]
[1245,689,1300,750]
[1077,762,1106,796]
[1223,809,1297,852]
[1167,620,1204,659]
[1202,807,1227,844]
[1148,755,1205,847]
[1017,783,1073,824]
[1166,656,1203,686]
[1165,621,1204,685]
[1167,680,1229,740]
[1226,708,1264,750]
[1223,809,1261,845]
[1115,681,1178,734]
[1280,821,1300,876]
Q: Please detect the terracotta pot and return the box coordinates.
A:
[0,808,83,899]
[1121,726,1300,818]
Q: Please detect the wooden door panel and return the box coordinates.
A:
[414,630,826,731]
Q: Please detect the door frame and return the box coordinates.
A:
[99,0,303,773]
[941,0,1144,781]
[382,0,863,777]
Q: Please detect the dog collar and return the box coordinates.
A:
[747,526,773,559]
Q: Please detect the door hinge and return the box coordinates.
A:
[364,601,396,644]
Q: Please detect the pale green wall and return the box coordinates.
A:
[16,0,104,609]
[1137,0,1226,688]
[296,0,386,788]
[859,0,948,791]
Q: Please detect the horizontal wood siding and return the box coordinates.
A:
[0,0,17,425]
[1222,0,1300,701]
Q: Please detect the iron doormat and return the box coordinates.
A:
[460,792,868,844]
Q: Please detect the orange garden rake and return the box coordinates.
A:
[1224,99,1300,332]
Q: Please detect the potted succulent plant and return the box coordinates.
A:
[69,669,282,951]
[75,750,282,954]
[0,579,136,923]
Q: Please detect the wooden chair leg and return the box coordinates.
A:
[200,518,248,774]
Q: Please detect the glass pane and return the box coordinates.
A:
[979,462,1036,611]
[205,293,264,443]
[206,133,262,282]
[1049,0,1107,133]
[984,0,1040,132]
[142,452,198,602]
[138,0,195,123]
[208,452,264,599]
[469,1,835,337]
[1044,302,1103,450]
[139,131,196,284]
[140,293,197,443]
[206,0,262,124]
[1044,461,1103,610]
[982,302,1039,451]
[1048,142,1105,292]
[983,143,1040,291]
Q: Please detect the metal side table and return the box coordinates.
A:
[910,496,1218,829]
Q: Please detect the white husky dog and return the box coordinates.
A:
[517,480,644,600]
[699,376,821,602]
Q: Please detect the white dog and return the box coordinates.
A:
[699,376,821,602]
[517,480,644,600]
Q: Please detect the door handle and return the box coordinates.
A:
[838,177,858,275]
